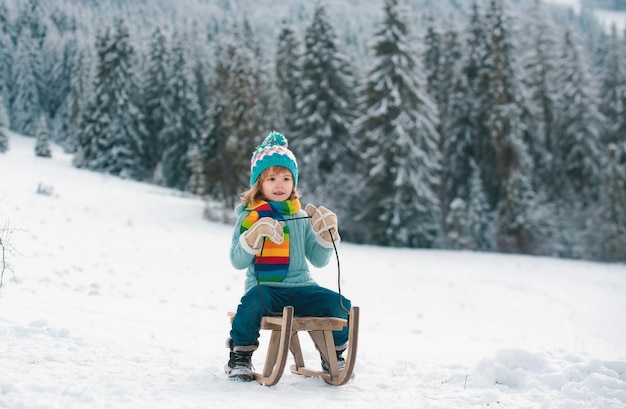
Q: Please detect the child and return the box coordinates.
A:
[226,131,351,382]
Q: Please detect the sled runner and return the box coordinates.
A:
[227,305,359,386]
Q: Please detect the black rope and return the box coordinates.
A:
[329,230,350,315]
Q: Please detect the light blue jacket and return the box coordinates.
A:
[229,203,334,293]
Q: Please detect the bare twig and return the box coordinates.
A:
[0,219,18,294]
[0,237,5,290]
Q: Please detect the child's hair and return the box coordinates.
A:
[240,166,299,205]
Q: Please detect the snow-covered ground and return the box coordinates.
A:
[1,133,625,408]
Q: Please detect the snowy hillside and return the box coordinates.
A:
[1,134,625,408]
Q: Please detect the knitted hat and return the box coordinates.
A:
[250,132,298,187]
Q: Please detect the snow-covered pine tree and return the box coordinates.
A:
[186,21,211,125]
[202,28,266,206]
[74,18,148,180]
[445,198,473,250]
[10,26,40,137]
[428,14,463,220]
[157,29,202,191]
[0,8,13,106]
[143,26,170,176]
[466,159,494,251]
[290,4,359,201]
[437,18,462,148]
[599,24,626,147]
[34,114,51,157]
[65,48,91,154]
[187,145,208,197]
[519,0,559,188]
[552,27,603,206]
[49,37,78,145]
[479,0,539,253]
[275,20,301,135]
[0,94,9,153]
[15,0,47,49]
[496,156,537,253]
[444,1,484,209]
[423,14,442,107]
[355,0,442,248]
[38,23,74,144]
[195,99,225,200]
[601,144,626,262]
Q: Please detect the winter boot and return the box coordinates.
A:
[320,345,347,375]
[226,339,258,382]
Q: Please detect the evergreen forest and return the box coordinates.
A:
[0,0,625,262]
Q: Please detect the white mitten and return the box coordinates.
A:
[305,204,341,247]
[241,217,286,253]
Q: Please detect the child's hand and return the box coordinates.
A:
[305,204,341,245]
[242,217,286,251]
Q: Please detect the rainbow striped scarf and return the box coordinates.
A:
[241,199,301,282]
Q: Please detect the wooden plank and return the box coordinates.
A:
[253,306,293,386]
[327,306,359,386]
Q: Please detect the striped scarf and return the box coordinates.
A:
[241,199,301,282]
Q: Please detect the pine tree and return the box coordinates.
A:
[496,141,536,253]
[602,144,626,262]
[47,35,79,145]
[201,30,266,205]
[0,15,13,105]
[196,100,226,199]
[275,20,301,134]
[430,16,463,219]
[445,198,473,250]
[599,24,626,147]
[552,27,604,206]
[39,25,65,132]
[291,4,359,200]
[157,29,202,191]
[423,14,442,104]
[74,18,148,180]
[481,0,538,253]
[65,48,91,154]
[438,18,462,146]
[444,1,484,209]
[185,21,211,134]
[520,0,559,187]
[466,160,494,251]
[34,114,51,157]
[187,145,208,197]
[15,0,47,49]
[0,94,9,153]
[142,26,170,175]
[355,0,442,248]
[10,27,40,136]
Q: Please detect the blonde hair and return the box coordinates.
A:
[240,166,299,206]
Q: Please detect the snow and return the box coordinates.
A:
[545,0,626,33]
[594,9,626,34]
[1,132,625,408]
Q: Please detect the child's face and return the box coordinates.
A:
[261,167,294,202]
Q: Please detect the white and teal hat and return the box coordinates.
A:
[250,132,298,187]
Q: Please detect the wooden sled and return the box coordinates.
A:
[227,305,359,386]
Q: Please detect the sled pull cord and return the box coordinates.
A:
[254,215,349,316]
[329,230,350,315]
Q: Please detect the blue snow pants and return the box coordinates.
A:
[230,285,351,348]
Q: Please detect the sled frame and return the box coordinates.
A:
[227,305,359,386]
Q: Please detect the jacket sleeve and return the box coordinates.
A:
[229,208,255,270]
[303,217,333,268]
